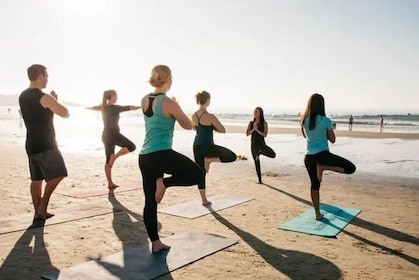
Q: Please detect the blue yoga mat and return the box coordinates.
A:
[279,204,361,237]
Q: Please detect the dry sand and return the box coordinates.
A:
[0,128,418,280]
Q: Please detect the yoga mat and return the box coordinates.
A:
[279,204,361,237]
[158,193,254,219]
[42,231,238,280]
[56,181,141,198]
[0,205,121,234]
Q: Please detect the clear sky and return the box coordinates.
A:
[0,0,418,114]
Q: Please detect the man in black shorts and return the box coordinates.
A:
[19,64,69,220]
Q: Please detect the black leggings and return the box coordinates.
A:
[102,131,136,163]
[139,150,204,242]
[304,150,356,190]
[193,144,237,189]
[251,143,276,182]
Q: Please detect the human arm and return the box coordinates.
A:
[165,98,194,130]
[327,129,336,143]
[326,117,335,143]
[129,106,141,110]
[210,114,226,133]
[40,91,69,118]
[246,121,253,136]
[252,121,268,137]
[301,126,306,138]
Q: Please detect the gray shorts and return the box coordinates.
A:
[28,148,68,181]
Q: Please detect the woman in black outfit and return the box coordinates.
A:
[192,91,237,205]
[246,107,276,184]
[101,89,140,191]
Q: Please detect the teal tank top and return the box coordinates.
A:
[140,94,176,155]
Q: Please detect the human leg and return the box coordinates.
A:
[304,154,322,219]
[316,151,356,182]
[109,133,136,167]
[193,145,210,205]
[30,180,42,218]
[31,148,67,218]
[204,145,237,172]
[103,136,117,187]
[37,176,64,218]
[139,154,170,253]
[251,144,262,183]
[154,150,204,203]
[259,144,276,158]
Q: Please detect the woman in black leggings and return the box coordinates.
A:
[246,107,276,184]
[192,91,237,206]
[301,93,356,220]
[139,65,204,254]
[101,90,140,191]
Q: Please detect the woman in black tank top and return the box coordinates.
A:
[246,107,276,184]
[192,91,237,205]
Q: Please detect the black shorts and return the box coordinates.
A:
[28,148,68,181]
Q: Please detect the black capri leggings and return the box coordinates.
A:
[304,150,356,190]
[193,144,237,189]
[102,131,136,163]
[139,149,204,242]
[251,143,276,182]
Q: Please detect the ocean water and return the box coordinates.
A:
[217,112,419,133]
[2,106,418,182]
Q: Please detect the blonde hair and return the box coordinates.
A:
[149,65,171,88]
[195,90,211,105]
[101,90,117,110]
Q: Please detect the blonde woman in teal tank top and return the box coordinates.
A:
[138,65,204,254]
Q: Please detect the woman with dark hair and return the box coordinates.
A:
[192,90,237,206]
[246,107,276,184]
[101,90,140,191]
[300,93,356,220]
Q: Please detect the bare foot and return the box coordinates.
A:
[108,184,120,189]
[202,200,212,206]
[204,158,210,173]
[315,213,324,220]
[152,240,171,254]
[45,212,55,219]
[155,178,166,203]
[109,154,117,167]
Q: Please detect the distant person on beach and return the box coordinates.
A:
[18,64,69,220]
[192,90,237,205]
[100,90,140,192]
[300,93,356,220]
[349,115,353,131]
[138,65,204,254]
[380,115,384,132]
[246,107,276,184]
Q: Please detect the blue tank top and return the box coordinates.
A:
[140,94,175,155]
[303,115,333,155]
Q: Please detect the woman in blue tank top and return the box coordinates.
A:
[301,93,356,220]
[138,65,204,254]
[192,90,237,206]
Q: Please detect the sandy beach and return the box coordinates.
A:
[0,125,418,280]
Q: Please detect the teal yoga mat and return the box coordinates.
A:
[279,204,361,237]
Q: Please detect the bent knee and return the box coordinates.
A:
[345,164,356,174]
[128,143,136,152]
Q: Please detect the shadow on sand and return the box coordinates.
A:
[210,209,342,280]
[262,183,419,266]
[0,219,59,280]
[94,193,173,280]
